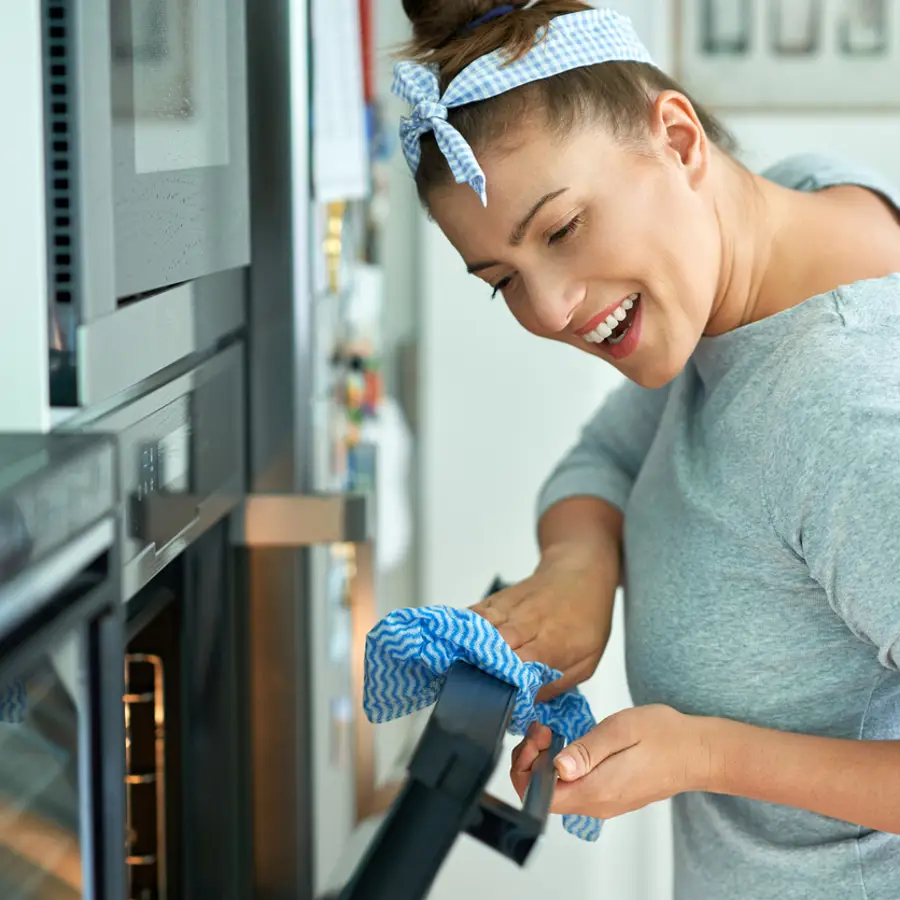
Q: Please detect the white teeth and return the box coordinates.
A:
[582,293,640,345]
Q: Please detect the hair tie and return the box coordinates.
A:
[463,4,520,32]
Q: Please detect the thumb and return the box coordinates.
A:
[554,714,634,781]
[554,738,595,782]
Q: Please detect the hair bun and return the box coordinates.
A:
[401,2,507,50]
[399,1,592,84]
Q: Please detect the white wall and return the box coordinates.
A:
[413,3,899,900]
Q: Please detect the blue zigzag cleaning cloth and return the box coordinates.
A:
[363,605,602,842]
[0,681,26,724]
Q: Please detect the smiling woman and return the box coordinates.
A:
[395,1,751,389]
[389,3,900,900]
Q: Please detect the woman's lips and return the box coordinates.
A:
[597,296,643,360]
[575,294,637,337]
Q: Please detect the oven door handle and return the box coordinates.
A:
[132,491,202,552]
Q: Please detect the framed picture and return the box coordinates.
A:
[673,0,900,111]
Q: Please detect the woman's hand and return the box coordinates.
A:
[471,542,615,701]
[510,706,712,819]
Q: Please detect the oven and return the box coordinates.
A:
[57,341,249,899]
[40,0,249,410]
[0,433,124,900]
[121,517,250,900]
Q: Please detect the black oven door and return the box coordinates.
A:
[320,580,562,900]
[327,659,563,900]
[0,518,125,900]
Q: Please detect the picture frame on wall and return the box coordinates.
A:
[672,0,900,111]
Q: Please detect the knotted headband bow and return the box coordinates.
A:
[393,9,654,206]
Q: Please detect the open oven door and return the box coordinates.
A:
[330,655,563,900]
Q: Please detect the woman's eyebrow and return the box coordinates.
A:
[465,187,569,273]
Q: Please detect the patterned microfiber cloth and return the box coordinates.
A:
[363,605,602,842]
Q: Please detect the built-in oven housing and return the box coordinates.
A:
[41,0,249,410]
[59,343,250,898]
[65,341,246,603]
[0,434,124,900]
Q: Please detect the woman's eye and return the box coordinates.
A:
[491,276,512,299]
[548,214,584,245]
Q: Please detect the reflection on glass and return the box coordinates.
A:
[771,0,822,55]
[701,0,752,55]
[111,0,231,174]
[839,0,888,55]
[0,634,83,898]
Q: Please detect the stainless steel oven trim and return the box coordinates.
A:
[78,340,242,433]
[75,269,245,406]
[124,484,240,601]
[72,342,245,601]
[0,517,115,638]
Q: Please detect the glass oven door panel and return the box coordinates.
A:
[110,0,250,299]
[0,629,84,899]
[0,564,124,900]
[0,513,125,900]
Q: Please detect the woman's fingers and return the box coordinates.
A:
[510,723,554,800]
[471,585,539,651]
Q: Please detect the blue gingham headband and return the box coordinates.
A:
[393,9,654,206]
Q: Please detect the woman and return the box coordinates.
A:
[395,2,900,898]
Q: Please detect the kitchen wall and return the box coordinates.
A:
[377,1,900,898]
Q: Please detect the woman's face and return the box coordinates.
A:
[427,95,723,388]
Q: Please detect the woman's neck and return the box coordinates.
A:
[704,151,900,337]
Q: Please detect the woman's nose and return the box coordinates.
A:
[528,275,585,334]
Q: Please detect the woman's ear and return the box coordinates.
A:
[650,90,709,189]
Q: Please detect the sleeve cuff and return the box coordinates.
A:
[536,465,632,522]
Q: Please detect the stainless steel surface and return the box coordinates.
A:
[0,4,52,432]
[244,1,318,896]
[235,494,372,546]
[70,343,245,601]
[75,269,245,405]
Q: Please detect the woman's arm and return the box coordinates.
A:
[703,718,900,834]
[511,707,900,834]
